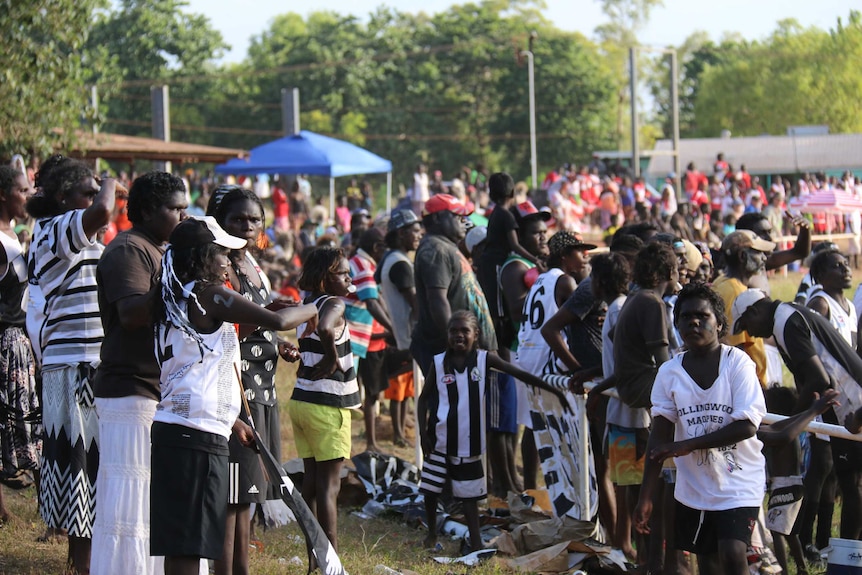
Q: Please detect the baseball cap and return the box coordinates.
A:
[731,288,767,334]
[721,229,776,256]
[548,231,597,257]
[387,209,419,233]
[465,226,488,255]
[423,194,472,217]
[514,201,552,222]
[169,216,247,250]
[681,239,703,272]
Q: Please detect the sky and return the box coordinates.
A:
[185,0,861,64]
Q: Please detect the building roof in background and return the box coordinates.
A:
[65,131,247,164]
[646,133,862,176]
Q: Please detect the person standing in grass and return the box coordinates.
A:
[0,166,36,524]
[417,311,568,553]
[151,217,318,575]
[290,247,358,551]
[207,185,301,575]
[636,284,767,575]
[92,171,188,575]
[28,155,116,575]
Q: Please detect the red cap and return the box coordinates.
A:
[423,194,472,217]
[515,201,551,221]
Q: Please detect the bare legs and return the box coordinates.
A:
[520,429,539,491]
[488,431,522,497]
[164,556,203,575]
[301,457,343,550]
[390,399,409,447]
[364,394,380,453]
[67,536,91,575]
[215,503,251,575]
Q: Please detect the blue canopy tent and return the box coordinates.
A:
[215,130,393,221]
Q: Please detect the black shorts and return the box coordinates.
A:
[151,422,229,559]
[674,501,758,555]
[227,402,274,505]
[359,349,389,397]
[831,435,862,473]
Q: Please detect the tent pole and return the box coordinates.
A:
[329,178,335,226]
[386,172,392,214]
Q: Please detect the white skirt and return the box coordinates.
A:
[91,396,162,575]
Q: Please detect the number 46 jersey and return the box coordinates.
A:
[516,268,567,375]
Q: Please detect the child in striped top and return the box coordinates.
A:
[417,310,568,553]
[289,246,356,551]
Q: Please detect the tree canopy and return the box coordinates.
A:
[6,1,862,184]
[0,0,106,157]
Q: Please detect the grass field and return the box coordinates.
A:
[0,269,855,574]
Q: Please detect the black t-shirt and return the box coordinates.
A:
[562,277,606,370]
[94,228,164,400]
[481,205,518,266]
[413,234,496,353]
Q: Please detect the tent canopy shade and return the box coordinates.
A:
[214,130,391,177]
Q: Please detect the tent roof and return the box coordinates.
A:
[646,133,862,177]
[66,131,247,164]
[215,130,391,177]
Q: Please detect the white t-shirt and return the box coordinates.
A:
[412,172,430,203]
[651,345,766,511]
[604,295,651,429]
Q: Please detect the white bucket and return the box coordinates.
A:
[826,537,862,574]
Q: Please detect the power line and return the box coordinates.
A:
[110,92,611,114]
[103,39,507,89]
[104,118,579,142]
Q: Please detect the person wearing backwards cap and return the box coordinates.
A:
[151,217,319,574]
[711,229,776,387]
[733,288,862,542]
[377,209,422,447]
[411,194,496,376]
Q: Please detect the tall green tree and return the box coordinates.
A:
[0,0,106,158]
[86,0,228,141]
[693,12,862,137]
[228,0,618,184]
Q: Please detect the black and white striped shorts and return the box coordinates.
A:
[419,451,486,501]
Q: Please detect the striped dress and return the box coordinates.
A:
[30,210,103,537]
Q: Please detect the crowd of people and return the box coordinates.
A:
[1,152,862,575]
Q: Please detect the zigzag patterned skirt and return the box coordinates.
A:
[40,364,99,537]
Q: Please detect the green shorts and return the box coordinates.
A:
[288,400,352,461]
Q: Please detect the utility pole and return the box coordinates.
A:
[520,31,538,190]
[282,88,301,136]
[151,85,171,173]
